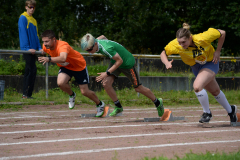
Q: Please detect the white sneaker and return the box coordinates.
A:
[96,101,105,117]
[69,92,76,109]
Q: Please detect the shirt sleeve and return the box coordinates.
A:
[101,45,116,58]
[36,24,42,50]
[197,28,221,44]
[18,15,31,50]
[164,39,180,56]
[58,43,69,55]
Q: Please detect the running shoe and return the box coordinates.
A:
[228,105,238,122]
[69,92,76,109]
[199,112,212,123]
[96,101,105,117]
[109,107,123,116]
[157,98,164,117]
[22,95,34,99]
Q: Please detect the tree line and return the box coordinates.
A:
[0,0,239,56]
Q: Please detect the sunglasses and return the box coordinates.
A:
[86,44,95,52]
[27,6,35,9]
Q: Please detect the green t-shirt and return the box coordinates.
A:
[96,39,135,69]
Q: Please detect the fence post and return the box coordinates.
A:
[45,62,49,99]
[137,56,140,97]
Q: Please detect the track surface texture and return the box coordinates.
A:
[0,104,239,160]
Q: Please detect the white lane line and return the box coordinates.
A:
[1,129,240,146]
[0,109,227,120]
[1,139,240,160]
[0,106,223,115]
[0,121,230,134]
[0,114,229,127]
[0,116,50,120]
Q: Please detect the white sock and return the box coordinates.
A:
[214,90,232,113]
[195,89,210,113]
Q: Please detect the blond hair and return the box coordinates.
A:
[80,33,96,50]
[25,0,36,7]
[176,23,191,39]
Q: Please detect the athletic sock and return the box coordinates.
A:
[195,89,211,113]
[114,100,122,108]
[153,98,160,107]
[97,101,102,106]
[70,91,75,96]
[214,90,232,113]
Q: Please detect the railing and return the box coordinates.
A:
[0,49,240,98]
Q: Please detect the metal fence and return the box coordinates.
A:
[0,49,240,98]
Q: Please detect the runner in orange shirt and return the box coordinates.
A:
[38,30,105,117]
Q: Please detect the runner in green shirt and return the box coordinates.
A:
[81,33,164,117]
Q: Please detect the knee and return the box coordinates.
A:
[193,84,202,93]
[102,81,112,89]
[210,89,220,96]
[135,85,147,93]
[57,81,65,88]
[81,89,89,97]
[193,87,201,93]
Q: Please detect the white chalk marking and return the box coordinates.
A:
[0,129,239,146]
[0,114,229,127]
[0,106,223,115]
[0,116,50,120]
[1,139,240,159]
[0,121,230,134]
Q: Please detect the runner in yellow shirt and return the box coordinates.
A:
[160,23,237,123]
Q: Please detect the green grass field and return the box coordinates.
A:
[142,151,240,160]
[1,85,240,111]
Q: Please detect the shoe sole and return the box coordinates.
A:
[69,102,75,109]
[109,111,123,117]
[199,117,212,123]
[96,111,104,117]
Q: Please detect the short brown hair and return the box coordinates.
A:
[41,30,56,39]
[176,23,191,39]
[25,0,36,7]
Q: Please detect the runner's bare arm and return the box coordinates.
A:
[97,35,108,40]
[38,52,68,65]
[160,50,173,69]
[107,53,123,73]
[212,29,226,64]
[96,53,123,82]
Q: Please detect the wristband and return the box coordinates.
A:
[48,56,51,62]
[106,71,111,76]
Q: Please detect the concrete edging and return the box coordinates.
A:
[0,75,239,93]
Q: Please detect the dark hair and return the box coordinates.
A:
[176,23,191,39]
[41,30,56,39]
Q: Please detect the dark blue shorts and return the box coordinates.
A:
[191,61,219,77]
[58,67,89,85]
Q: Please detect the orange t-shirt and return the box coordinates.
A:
[43,40,86,71]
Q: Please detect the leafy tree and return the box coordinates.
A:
[0,0,239,56]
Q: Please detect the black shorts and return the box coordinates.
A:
[58,67,89,85]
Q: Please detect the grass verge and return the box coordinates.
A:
[1,86,240,111]
[142,150,240,160]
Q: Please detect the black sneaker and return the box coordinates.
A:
[199,112,212,123]
[228,105,238,122]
